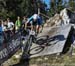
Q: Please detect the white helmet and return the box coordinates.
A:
[33,14,38,20]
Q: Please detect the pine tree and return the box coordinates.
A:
[49,0,56,16]
[56,0,64,13]
[68,0,75,11]
[0,0,47,19]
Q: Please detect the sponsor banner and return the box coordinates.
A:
[0,32,22,64]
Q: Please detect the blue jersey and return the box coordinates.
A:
[28,14,42,25]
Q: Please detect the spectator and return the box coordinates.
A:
[0,20,4,45]
[6,18,14,38]
[22,16,27,24]
[22,16,27,29]
[15,16,21,32]
[7,18,14,31]
[2,20,7,41]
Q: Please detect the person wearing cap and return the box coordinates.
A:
[25,14,42,33]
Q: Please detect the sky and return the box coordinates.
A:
[44,0,69,8]
[44,0,50,8]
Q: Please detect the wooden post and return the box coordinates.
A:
[38,8,40,15]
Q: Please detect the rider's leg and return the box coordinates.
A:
[39,25,42,33]
[31,25,34,31]
[34,25,36,32]
[32,20,38,33]
[36,25,42,33]
[36,25,39,33]
[37,20,43,33]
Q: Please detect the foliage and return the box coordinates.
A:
[68,0,75,11]
[56,0,64,13]
[49,0,64,17]
[0,0,75,20]
[49,0,56,17]
[0,0,47,20]
[48,0,75,17]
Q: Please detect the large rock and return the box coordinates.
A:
[60,8,75,24]
[45,8,75,27]
[60,8,70,24]
[45,13,61,27]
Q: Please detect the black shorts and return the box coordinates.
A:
[32,21,37,26]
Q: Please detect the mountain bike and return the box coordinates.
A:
[30,35,58,55]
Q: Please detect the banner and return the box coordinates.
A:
[0,31,22,64]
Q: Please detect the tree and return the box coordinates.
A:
[0,0,47,20]
[68,0,75,11]
[56,0,64,13]
[49,0,56,17]
[48,0,65,17]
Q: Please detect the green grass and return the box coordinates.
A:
[2,48,75,66]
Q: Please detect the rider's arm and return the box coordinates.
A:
[25,16,33,30]
[28,16,33,23]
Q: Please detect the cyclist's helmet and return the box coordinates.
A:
[33,14,38,20]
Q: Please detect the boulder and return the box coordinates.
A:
[46,8,75,27]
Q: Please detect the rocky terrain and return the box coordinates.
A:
[45,8,75,27]
[2,8,75,66]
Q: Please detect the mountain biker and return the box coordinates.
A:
[25,14,42,34]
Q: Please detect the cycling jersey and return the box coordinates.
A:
[27,14,42,25]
